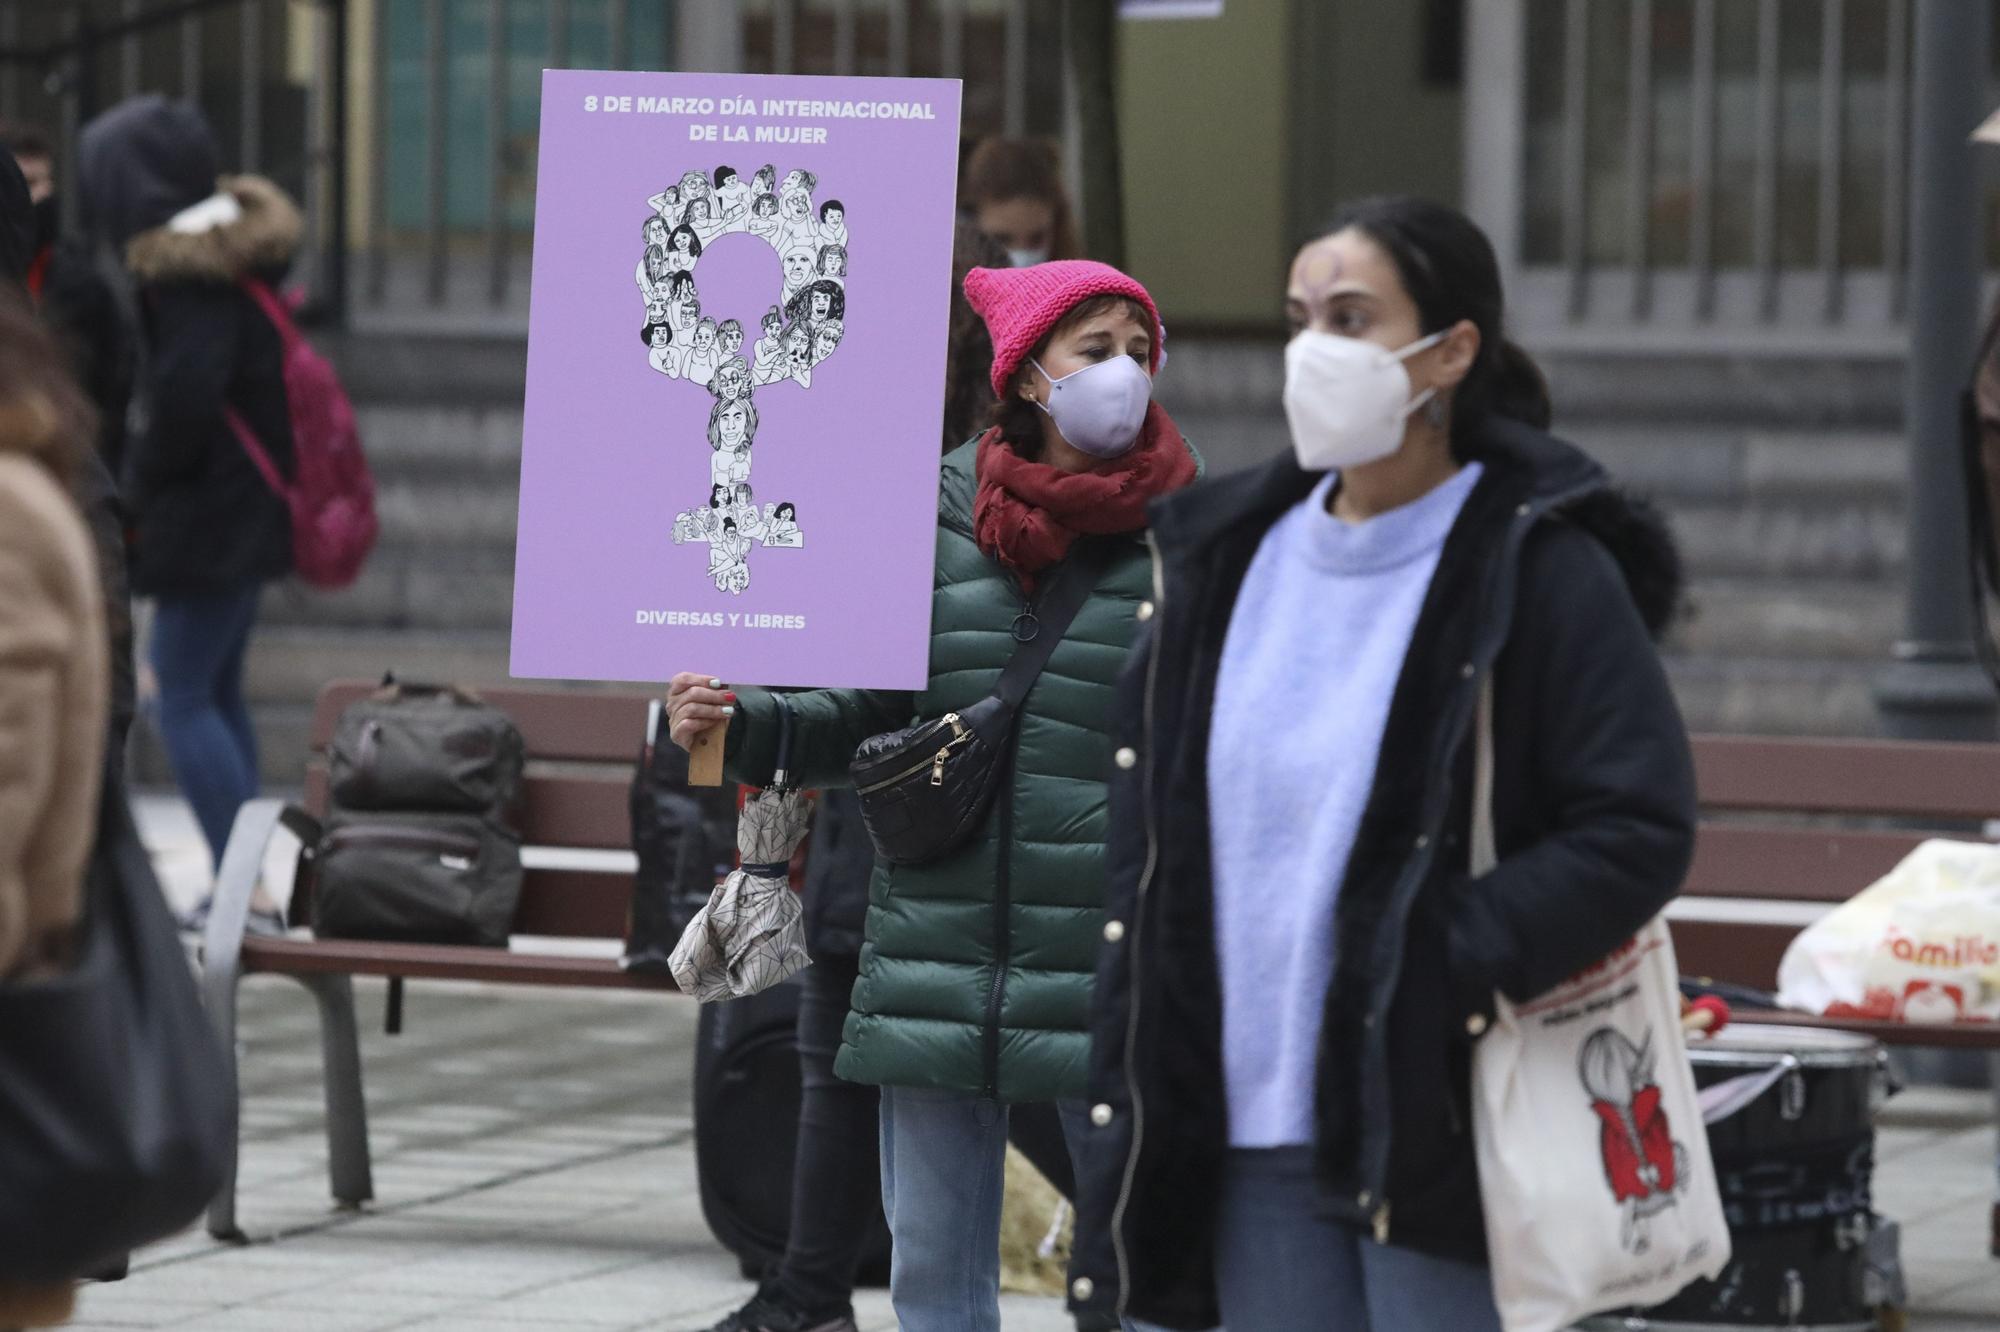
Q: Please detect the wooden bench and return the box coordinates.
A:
[1670,733,2000,1052]
[199,680,715,1240]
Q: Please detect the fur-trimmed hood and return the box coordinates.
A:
[124,175,301,285]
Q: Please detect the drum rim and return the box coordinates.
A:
[1686,1023,1886,1069]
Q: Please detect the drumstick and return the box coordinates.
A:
[1681,995,1731,1036]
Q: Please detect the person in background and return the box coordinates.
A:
[690,220,1024,1332]
[78,97,299,934]
[1,146,135,777]
[1962,105,2000,1263]
[962,137,1080,268]
[0,122,138,483]
[671,259,1196,1332]
[1073,197,1695,1330]
[0,283,110,1332]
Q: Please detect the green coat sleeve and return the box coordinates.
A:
[724,685,914,789]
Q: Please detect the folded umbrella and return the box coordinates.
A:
[668,782,813,1002]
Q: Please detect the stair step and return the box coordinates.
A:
[1663,501,1904,580]
[244,627,514,705]
[259,558,515,632]
[1672,578,1901,661]
[1665,656,1883,737]
[356,404,527,479]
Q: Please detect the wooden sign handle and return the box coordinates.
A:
[687,724,727,787]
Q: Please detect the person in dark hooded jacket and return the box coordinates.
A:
[1070,197,1696,1331]
[78,97,299,922]
[1,145,135,771]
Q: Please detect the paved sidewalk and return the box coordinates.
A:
[57,798,2000,1330]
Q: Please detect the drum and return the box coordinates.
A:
[1581,1023,1893,1331]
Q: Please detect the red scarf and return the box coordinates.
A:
[972,402,1198,593]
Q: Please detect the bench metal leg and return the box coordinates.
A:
[201,953,245,1242]
[199,799,285,1241]
[301,972,374,1209]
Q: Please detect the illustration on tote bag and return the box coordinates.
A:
[647,162,846,594]
[1580,1025,1692,1256]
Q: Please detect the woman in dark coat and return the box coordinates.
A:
[1071,197,1696,1331]
[79,97,299,921]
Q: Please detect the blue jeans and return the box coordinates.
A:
[880,1087,1131,1332]
[1214,1146,1502,1331]
[151,586,263,871]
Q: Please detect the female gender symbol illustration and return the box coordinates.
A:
[646,163,848,595]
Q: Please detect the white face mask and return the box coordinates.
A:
[1032,355,1153,459]
[1007,246,1050,268]
[1282,329,1446,472]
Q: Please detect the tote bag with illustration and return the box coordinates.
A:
[1467,682,1730,1332]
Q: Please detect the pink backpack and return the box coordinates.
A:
[224,280,378,589]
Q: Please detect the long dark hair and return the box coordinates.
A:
[1319,196,1550,452]
[943,221,1006,451]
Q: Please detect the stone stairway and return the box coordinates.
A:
[130,333,1921,786]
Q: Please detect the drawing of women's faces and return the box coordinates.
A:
[807,288,833,323]
[693,320,717,353]
[719,320,744,357]
[712,359,751,404]
[781,168,806,195]
[644,216,669,249]
[812,319,843,364]
[785,323,813,369]
[781,189,811,223]
[783,248,815,290]
[716,399,751,450]
[679,169,709,201]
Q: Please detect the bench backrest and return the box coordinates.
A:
[298,680,659,940]
[1676,734,2000,989]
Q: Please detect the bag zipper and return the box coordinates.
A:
[982,725,1021,1103]
[326,825,481,863]
[854,714,967,795]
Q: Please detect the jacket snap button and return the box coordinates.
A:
[1114,747,1138,770]
[1136,600,1155,622]
[1461,662,1475,679]
[1516,503,1531,517]
[1466,1013,1489,1036]
[1414,833,1430,850]
[1072,1277,1096,1301]
[1357,1190,1373,1208]
[1103,919,1126,943]
[1090,1103,1114,1127]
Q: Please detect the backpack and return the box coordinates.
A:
[310,680,526,947]
[224,279,378,589]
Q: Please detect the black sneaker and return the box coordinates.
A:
[692,1292,858,1332]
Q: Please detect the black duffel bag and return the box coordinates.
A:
[310,679,525,946]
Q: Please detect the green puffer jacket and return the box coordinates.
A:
[727,428,1195,1103]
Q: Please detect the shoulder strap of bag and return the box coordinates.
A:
[993,540,1116,713]
[1470,676,1497,877]
[221,278,302,502]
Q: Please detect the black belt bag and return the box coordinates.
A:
[851,543,1113,866]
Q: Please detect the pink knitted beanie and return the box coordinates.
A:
[961,259,1163,398]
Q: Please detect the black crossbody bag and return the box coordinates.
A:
[851,542,1114,866]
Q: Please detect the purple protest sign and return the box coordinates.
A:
[511,71,963,689]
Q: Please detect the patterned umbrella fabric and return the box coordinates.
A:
[669,787,814,1001]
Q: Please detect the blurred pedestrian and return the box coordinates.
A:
[942,222,1008,449]
[668,259,1197,1332]
[78,97,299,932]
[963,137,1079,268]
[1,121,140,483]
[0,283,108,1331]
[1,142,137,775]
[1074,197,1695,1330]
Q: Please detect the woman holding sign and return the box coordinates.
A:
[1069,198,1695,1330]
[668,260,1197,1332]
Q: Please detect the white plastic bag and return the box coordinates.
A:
[1776,838,2000,1024]
[1467,684,1730,1332]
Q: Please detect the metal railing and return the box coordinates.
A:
[0,0,350,321]
[361,0,1060,332]
[1467,0,1990,355]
